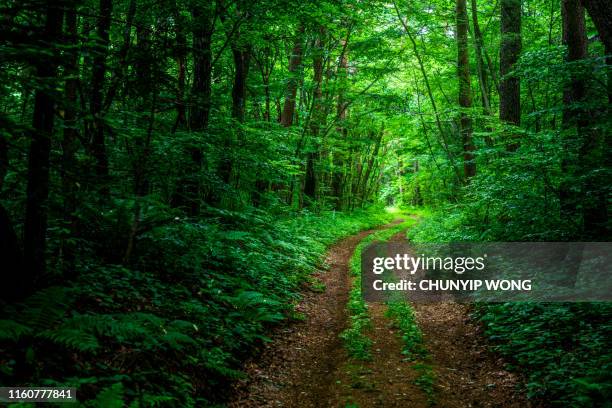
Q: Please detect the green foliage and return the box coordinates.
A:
[385,302,427,361]
[474,302,612,407]
[0,207,393,406]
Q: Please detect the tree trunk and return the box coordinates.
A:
[561,0,609,238]
[189,3,214,131]
[304,28,325,201]
[582,0,612,52]
[23,3,63,291]
[280,24,305,127]
[0,117,23,301]
[457,0,475,179]
[559,0,587,228]
[173,3,187,132]
[332,37,350,209]
[500,0,521,151]
[61,5,79,279]
[231,48,250,123]
[470,0,491,114]
[90,0,112,197]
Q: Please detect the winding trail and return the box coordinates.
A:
[229,221,531,407]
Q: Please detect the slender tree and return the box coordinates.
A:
[304,27,325,201]
[457,0,475,179]
[470,0,491,114]
[60,3,80,278]
[280,24,305,127]
[190,2,215,130]
[23,2,63,291]
[90,0,113,197]
[499,0,521,151]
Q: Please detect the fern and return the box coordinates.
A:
[88,383,124,408]
[38,328,99,352]
[16,286,71,330]
[0,319,33,342]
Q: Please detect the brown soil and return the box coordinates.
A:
[325,301,429,408]
[229,223,532,408]
[229,224,396,407]
[412,302,531,408]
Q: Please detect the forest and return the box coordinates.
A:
[0,0,610,406]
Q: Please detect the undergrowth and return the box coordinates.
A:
[408,207,612,407]
[0,206,395,407]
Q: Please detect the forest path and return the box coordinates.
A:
[387,231,531,408]
[228,221,405,407]
[229,221,530,407]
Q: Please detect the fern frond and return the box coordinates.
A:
[0,319,33,342]
[38,328,99,351]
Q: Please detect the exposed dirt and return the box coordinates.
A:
[228,223,398,407]
[325,301,429,408]
[387,230,533,408]
[229,223,532,408]
[412,302,531,408]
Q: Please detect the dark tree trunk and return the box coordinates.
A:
[231,48,250,123]
[219,45,250,186]
[559,0,587,226]
[582,0,612,52]
[500,0,521,151]
[61,5,79,279]
[458,0,475,179]
[280,24,305,127]
[561,0,609,238]
[90,0,112,198]
[303,28,325,201]
[470,0,491,114]
[561,0,587,128]
[173,4,188,132]
[23,3,63,292]
[189,4,214,131]
[0,117,23,301]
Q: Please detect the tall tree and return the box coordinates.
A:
[331,35,350,209]
[280,24,305,126]
[560,0,609,237]
[23,2,63,291]
[304,27,325,200]
[189,2,215,130]
[60,3,80,278]
[457,0,475,179]
[90,0,113,197]
[581,0,612,52]
[470,0,491,114]
[499,0,521,151]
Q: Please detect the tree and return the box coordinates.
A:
[23,2,63,293]
[457,0,475,179]
[304,26,326,201]
[190,2,215,131]
[499,0,521,151]
[280,24,305,126]
[470,0,492,114]
[581,0,612,52]
[90,0,113,197]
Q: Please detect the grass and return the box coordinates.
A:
[340,216,416,360]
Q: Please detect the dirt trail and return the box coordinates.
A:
[229,223,398,407]
[412,302,530,408]
[325,300,429,407]
[229,223,530,408]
